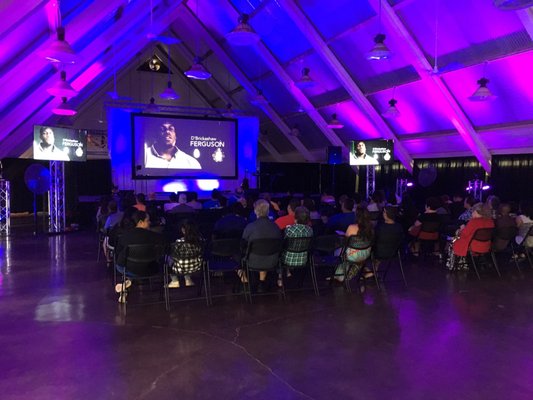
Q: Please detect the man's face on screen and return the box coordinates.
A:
[158,123,177,147]
[356,141,366,156]
[41,128,55,146]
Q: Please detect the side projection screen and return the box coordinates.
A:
[132,113,238,179]
[33,125,87,162]
[349,139,394,166]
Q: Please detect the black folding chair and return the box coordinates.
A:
[280,236,317,296]
[116,243,168,311]
[205,237,244,305]
[242,238,283,303]
[492,226,521,274]
[372,230,406,289]
[418,220,441,258]
[312,234,345,282]
[467,227,500,280]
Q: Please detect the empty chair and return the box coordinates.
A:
[492,226,521,274]
[312,234,345,282]
[205,237,244,305]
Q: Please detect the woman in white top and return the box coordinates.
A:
[516,201,533,246]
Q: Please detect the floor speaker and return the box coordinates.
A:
[327,146,342,164]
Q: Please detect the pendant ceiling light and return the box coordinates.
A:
[469,78,496,102]
[40,26,77,64]
[184,57,211,80]
[222,103,236,118]
[226,14,260,46]
[382,98,400,119]
[47,70,78,98]
[469,62,497,102]
[52,97,77,116]
[250,89,268,106]
[160,48,179,100]
[327,113,344,129]
[367,1,391,61]
[295,67,316,89]
[145,97,160,113]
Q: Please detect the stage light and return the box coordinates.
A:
[406,182,414,187]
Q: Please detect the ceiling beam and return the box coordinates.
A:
[0,0,184,157]
[280,0,414,174]
[181,5,309,161]
[517,8,533,40]
[379,0,492,174]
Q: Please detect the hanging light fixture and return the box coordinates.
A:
[47,70,78,98]
[250,89,268,106]
[382,86,400,119]
[469,62,497,102]
[52,97,77,116]
[367,1,391,61]
[226,14,260,46]
[295,67,316,89]
[160,48,179,100]
[184,57,211,80]
[327,113,344,129]
[382,98,400,119]
[469,78,496,102]
[40,26,77,64]
[222,103,236,118]
[145,97,160,113]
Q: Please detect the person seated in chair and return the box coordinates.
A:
[168,193,195,214]
[374,206,404,261]
[333,207,374,282]
[114,211,165,302]
[241,199,282,292]
[407,196,442,255]
[168,220,203,288]
[212,202,248,239]
[324,198,356,235]
[163,193,180,212]
[275,198,301,230]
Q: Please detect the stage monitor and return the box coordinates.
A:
[132,113,238,180]
[33,125,88,162]
[349,139,394,166]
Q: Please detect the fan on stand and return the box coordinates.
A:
[24,164,51,235]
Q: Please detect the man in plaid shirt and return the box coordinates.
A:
[282,206,313,267]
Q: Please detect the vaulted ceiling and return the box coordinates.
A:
[1,0,532,173]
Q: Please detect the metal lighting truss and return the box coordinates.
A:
[0,179,10,235]
[49,161,65,233]
[366,166,376,200]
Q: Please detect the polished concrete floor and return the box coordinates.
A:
[1,230,532,400]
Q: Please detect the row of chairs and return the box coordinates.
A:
[462,226,533,280]
[114,233,407,310]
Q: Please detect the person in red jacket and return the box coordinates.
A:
[452,203,494,257]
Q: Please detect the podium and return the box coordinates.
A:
[0,179,10,235]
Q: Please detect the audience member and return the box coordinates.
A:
[164,193,179,212]
[325,198,356,234]
[275,198,301,230]
[133,193,147,212]
[168,220,203,288]
[333,206,374,282]
[168,193,195,214]
[186,191,203,210]
[458,195,476,222]
[212,203,248,239]
[114,211,165,302]
[241,199,282,292]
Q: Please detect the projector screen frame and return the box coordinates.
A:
[131,112,239,180]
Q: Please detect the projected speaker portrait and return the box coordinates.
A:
[33,125,87,162]
[349,140,394,166]
[144,121,201,169]
[132,113,238,179]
